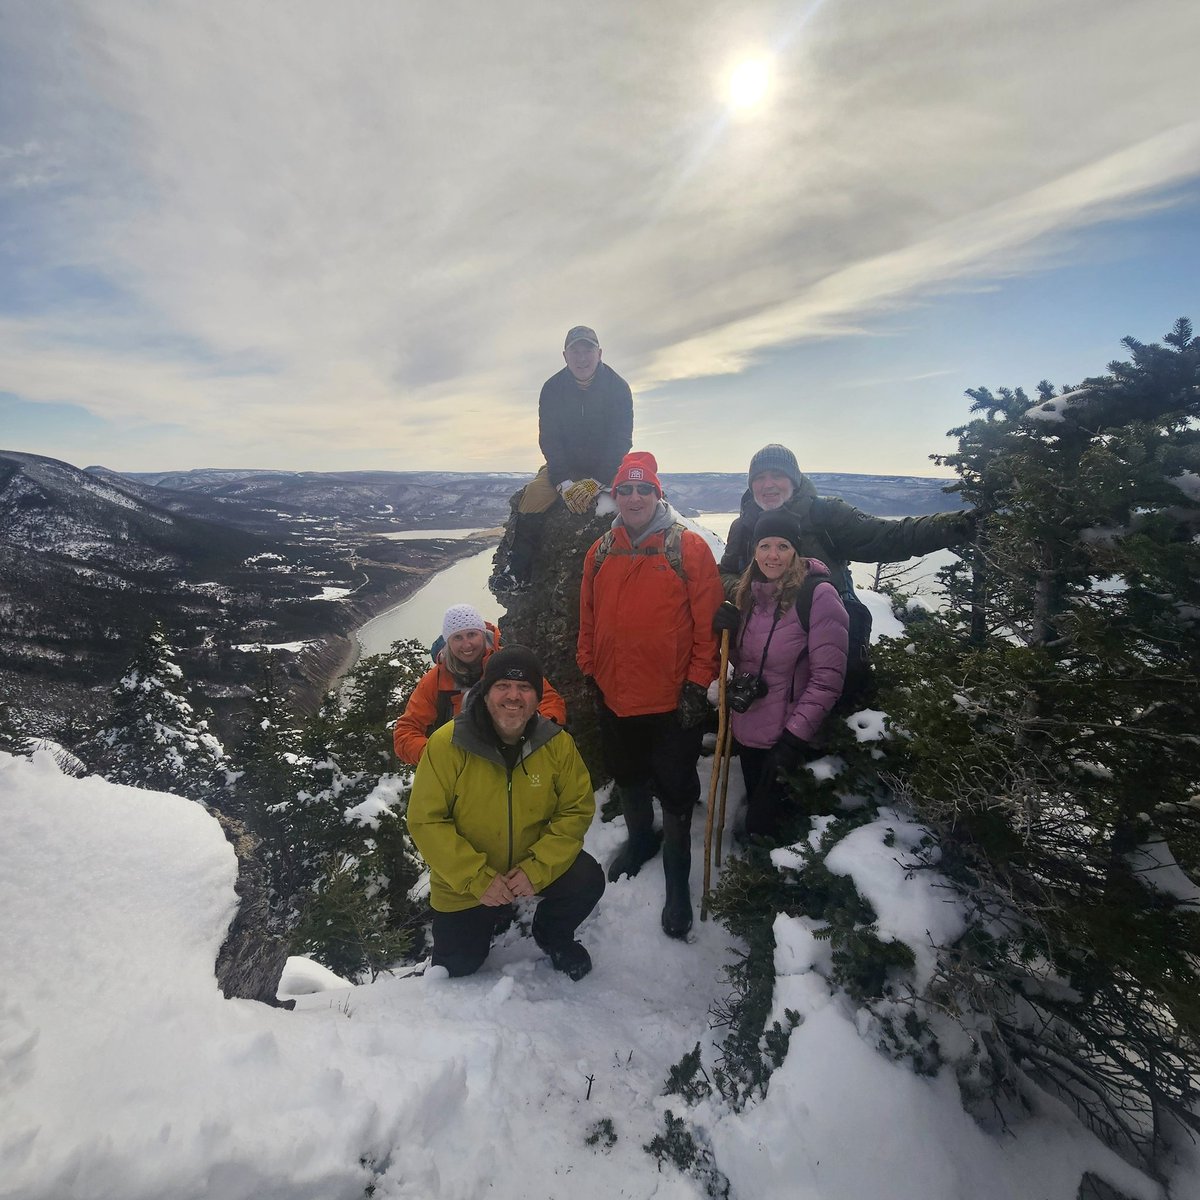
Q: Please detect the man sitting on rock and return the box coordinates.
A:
[408,645,603,980]
[393,604,566,765]
[489,325,633,597]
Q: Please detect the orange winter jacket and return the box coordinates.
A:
[577,520,723,717]
[393,629,567,765]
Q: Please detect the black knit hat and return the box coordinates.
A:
[480,645,544,701]
[752,509,803,551]
[747,443,802,490]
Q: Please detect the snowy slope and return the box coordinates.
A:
[1,747,1176,1200]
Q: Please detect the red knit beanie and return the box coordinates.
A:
[611,451,662,498]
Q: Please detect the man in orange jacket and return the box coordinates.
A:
[393,604,566,765]
[577,451,723,939]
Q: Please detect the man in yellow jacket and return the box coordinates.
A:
[408,645,603,980]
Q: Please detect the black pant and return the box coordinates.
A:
[736,739,821,837]
[430,851,605,977]
[597,703,703,817]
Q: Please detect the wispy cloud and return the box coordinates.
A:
[2,0,1198,469]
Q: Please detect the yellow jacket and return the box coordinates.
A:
[408,698,595,912]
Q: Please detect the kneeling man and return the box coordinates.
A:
[408,645,604,980]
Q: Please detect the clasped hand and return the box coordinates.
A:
[562,478,601,514]
[480,867,535,906]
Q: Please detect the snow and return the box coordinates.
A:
[311,585,353,601]
[231,640,314,653]
[823,809,966,991]
[1025,388,1090,425]
[1168,470,1200,501]
[1,749,1182,1200]
[1128,837,1200,907]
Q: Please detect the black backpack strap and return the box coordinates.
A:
[426,688,457,737]
[794,566,833,632]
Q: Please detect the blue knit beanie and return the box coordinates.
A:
[747,444,802,490]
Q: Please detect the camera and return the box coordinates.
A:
[727,672,767,713]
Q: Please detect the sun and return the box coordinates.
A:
[726,57,770,110]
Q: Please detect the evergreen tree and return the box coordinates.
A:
[709,321,1199,1173]
[877,320,1200,1163]
[231,655,309,931]
[234,640,431,978]
[78,621,228,801]
[0,699,26,754]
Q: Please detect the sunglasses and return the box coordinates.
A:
[615,483,657,497]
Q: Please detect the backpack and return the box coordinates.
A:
[590,522,688,583]
[794,565,875,711]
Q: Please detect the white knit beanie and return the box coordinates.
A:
[442,604,486,640]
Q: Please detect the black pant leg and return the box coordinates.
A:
[736,743,769,799]
[597,704,655,787]
[430,903,513,976]
[530,851,605,950]
[647,713,703,816]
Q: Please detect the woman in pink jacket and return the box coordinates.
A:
[713,510,850,839]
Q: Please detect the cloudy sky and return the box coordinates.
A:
[2,0,1198,477]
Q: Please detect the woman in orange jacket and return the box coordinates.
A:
[393,604,566,765]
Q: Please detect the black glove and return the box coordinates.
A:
[955,508,982,542]
[676,680,711,729]
[712,602,741,635]
[584,676,606,713]
[766,730,808,780]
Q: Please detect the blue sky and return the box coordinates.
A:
[2,1,1197,477]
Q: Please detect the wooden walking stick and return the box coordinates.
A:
[701,630,731,921]
[714,713,734,866]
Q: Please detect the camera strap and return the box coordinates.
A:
[741,601,784,681]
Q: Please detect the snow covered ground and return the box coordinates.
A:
[2,746,1180,1200]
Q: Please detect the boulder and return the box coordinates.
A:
[210,808,294,1008]
[491,493,612,786]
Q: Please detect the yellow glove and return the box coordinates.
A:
[563,478,601,514]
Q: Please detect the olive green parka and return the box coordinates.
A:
[408,693,595,912]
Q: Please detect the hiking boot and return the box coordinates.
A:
[660,810,693,939]
[607,782,661,881]
[545,940,592,981]
[488,567,531,599]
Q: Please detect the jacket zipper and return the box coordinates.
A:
[506,764,515,871]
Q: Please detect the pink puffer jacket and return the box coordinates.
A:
[728,561,849,748]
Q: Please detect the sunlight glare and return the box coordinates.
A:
[726,57,770,110]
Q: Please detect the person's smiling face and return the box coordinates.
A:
[448,628,485,665]
[563,339,601,381]
[755,536,796,582]
[751,469,794,511]
[485,679,538,742]
[615,482,658,535]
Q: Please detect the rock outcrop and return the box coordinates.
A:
[491,495,612,785]
[210,809,293,1008]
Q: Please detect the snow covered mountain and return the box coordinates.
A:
[0,451,478,741]
[108,465,966,528]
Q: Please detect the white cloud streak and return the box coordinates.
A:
[2,0,1198,470]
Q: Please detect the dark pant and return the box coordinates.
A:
[430,851,605,977]
[736,740,818,837]
[597,704,703,817]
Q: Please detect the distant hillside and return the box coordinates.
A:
[0,451,482,742]
[111,466,964,527]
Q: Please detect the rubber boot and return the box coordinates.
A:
[660,809,693,939]
[606,782,661,882]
